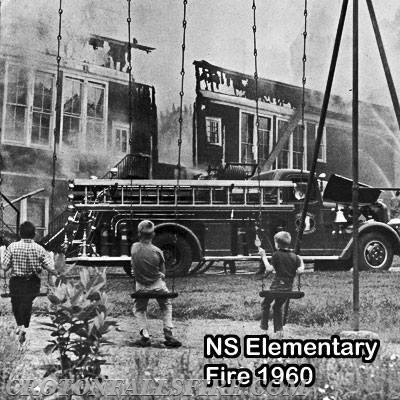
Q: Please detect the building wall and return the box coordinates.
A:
[195,98,239,167]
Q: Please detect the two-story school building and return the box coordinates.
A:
[192,60,399,189]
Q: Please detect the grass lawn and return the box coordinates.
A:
[22,265,400,335]
[2,265,400,399]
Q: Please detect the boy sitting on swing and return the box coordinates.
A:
[259,231,304,335]
[131,220,182,348]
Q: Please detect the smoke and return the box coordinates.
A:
[158,105,193,168]
[1,0,123,64]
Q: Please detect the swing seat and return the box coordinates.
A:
[259,290,305,299]
[130,291,179,299]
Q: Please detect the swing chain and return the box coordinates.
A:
[50,0,63,221]
[169,0,188,294]
[127,0,134,147]
[252,0,264,240]
[301,0,308,165]
[177,0,188,184]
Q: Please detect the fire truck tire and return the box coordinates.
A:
[154,232,193,277]
[358,232,393,271]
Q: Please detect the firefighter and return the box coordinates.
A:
[131,220,182,348]
[259,231,305,336]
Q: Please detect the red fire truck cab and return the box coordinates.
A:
[63,169,400,275]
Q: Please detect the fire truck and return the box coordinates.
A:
[52,169,400,275]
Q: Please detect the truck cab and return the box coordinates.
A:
[253,169,399,271]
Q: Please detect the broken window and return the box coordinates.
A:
[113,124,129,154]
[62,78,82,148]
[205,117,221,145]
[32,72,53,146]
[86,82,105,151]
[241,113,255,163]
[5,65,28,143]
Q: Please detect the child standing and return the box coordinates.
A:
[259,231,304,334]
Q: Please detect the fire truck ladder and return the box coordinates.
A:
[68,179,296,210]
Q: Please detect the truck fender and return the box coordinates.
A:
[340,221,400,259]
[154,222,202,260]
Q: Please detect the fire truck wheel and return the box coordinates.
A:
[154,232,193,277]
[358,232,393,271]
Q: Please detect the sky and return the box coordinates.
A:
[3,0,400,113]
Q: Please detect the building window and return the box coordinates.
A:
[113,124,129,154]
[61,77,107,151]
[205,117,222,145]
[275,119,306,169]
[2,64,55,147]
[306,122,326,163]
[86,82,105,151]
[32,72,53,146]
[292,125,305,169]
[4,65,28,143]
[257,116,272,166]
[276,120,291,169]
[27,197,48,239]
[62,78,82,148]
[241,113,255,163]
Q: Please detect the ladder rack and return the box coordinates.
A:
[69,179,297,209]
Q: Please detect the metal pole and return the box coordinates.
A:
[366,0,400,132]
[295,0,349,253]
[352,0,360,331]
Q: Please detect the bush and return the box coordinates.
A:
[41,266,117,383]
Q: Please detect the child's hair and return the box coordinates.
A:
[274,231,291,249]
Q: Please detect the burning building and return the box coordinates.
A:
[0,30,157,240]
[192,60,400,188]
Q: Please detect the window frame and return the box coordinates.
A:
[1,62,56,149]
[275,117,307,170]
[239,112,255,163]
[112,122,130,155]
[239,110,274,165]
[59,73,108,152]
[257,114,273,166]
[205,116,222,146]
[31,70,56,148]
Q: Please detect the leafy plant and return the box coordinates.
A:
[0,318,24,399]
[41,265,117,382]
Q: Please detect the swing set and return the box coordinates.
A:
[2,0,398,335]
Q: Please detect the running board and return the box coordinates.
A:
[203,255,341,262]
[66,254,341,266]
